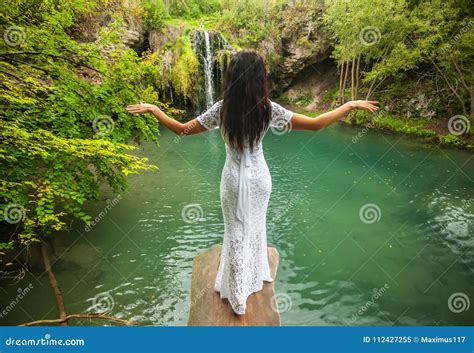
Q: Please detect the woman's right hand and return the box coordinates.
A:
[347,100,380,113]
[126,103,158,115]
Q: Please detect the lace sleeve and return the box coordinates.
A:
[196,100,223,130]
[269,101,293,128]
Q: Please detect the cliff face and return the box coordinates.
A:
[70,2,336,112]
[149,20,336,110]
[148,24,186,54]
[270,19,336,110]
[269,4,333,93]
[283,58,339,111]
[266,3,336,110]
[70,2,145,50]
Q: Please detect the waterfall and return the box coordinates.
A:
[191,29,233,113]
[203,31,214,109]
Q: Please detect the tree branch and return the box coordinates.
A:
[431,58,467,116]
[19,312,140,326]
[3,56,50,73]
[0,51,108,77]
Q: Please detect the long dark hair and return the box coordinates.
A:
[220,50,271,152]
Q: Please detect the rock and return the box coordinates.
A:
[70,5,144,50]
[284,58,339,110]
[269,4,332,91]
[188,244,281,326]
[148,24,186,54]
[122,30,142,47]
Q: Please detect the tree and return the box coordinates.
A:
[0,0,167,260]
[324,0,473,118]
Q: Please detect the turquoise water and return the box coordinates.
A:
[2,123,473,326]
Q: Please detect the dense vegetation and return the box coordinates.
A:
[0,0,163,260]
[323,0,473,147]
[1,0,472,262]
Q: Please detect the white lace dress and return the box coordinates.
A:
[197,100,293,315]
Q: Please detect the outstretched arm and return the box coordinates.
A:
[290,101,379,131]
[127,103,206,136]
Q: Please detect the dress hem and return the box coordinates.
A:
[214,277,274,315]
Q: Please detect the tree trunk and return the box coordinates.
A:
[451,59,473,117]
[366,81,375,100]
[366,76,387,100]
[338,62,344,105]
[355,55,361,100]
[342,60,350,104]
[470,91,474,118]
[431,58,468,116]
[41,242,68,326]
[351,57,356,101]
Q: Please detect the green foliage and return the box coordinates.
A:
[0,0,163,259]
[217,0,283,46]
[347,110,436,137]
[294,93,313,107]
[343,110,473,149]
[143,0,171,28]
[324,0,473,117]
[439,134,473,149]
[169,36,200,104]
[324,0,408,62]
[142,0,220,25]
[320,87,339,106]
[276,92,290,105]
[2,0,472,261]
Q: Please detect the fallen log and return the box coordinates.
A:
[188,244,281,326]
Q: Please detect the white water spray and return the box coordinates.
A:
[203,31,214,109]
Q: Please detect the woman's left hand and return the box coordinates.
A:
[126,103,158,114]
[348,100,380,113]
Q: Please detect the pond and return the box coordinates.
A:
[2,122,473,326]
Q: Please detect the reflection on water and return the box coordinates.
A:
[1,124,473,326]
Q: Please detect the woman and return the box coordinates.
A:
[127,50,379,315]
